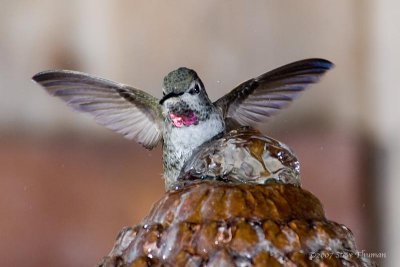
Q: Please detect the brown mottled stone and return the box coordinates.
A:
[98,181,376,267]
[253,251,282,267]
[230,220,259,253]
[129,257,148,267]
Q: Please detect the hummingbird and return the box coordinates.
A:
[33,58,333,189]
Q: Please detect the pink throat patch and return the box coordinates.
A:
[169,111,199,128]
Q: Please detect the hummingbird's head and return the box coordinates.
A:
[162,67,198,96]
[160,67,213,128]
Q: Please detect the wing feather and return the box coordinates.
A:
[214,58,333,127]
[32,70,163,149]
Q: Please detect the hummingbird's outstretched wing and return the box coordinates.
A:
[32,70,163,149]
[214,58,333,126]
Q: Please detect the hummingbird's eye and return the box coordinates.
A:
[189,84,200,95]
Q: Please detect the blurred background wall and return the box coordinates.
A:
[0,0,397,266]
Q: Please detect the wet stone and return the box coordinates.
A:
[173,251,197,267]
[129,257,148,267]
[230,220,259,253]
[142,225,162,259]
[281,226,301,252]
[289,252,314,266]
[158,222,197,260]
[206,249,235,267]
[215,222,233,245]
[98,181,376,267]
[193,222,218,256]
[253,251,282,267]
[263,220,291,250]
[108,226,139,258]
[234,256,252,267]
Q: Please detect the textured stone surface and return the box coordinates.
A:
[98,181,375,266]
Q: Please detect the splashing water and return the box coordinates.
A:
[176,127,301,188]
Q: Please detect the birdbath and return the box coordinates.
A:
[97,128,376,267]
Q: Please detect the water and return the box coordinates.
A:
[177,127,301,188]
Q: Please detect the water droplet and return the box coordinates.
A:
[293,161,301,174]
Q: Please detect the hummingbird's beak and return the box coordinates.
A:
[159,92,184,105]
